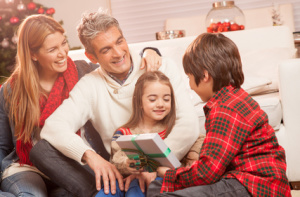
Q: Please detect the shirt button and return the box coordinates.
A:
[113,89,118,94]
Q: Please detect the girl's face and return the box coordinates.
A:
[32,31,69,79]
[142,81,172,124]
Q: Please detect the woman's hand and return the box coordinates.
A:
[140,49,162,71]
[156,166,170,178]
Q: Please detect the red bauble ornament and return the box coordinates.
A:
[46,8,55,15]
[37,7,45,14]
[0,16,2,21]
[27,2,36,10]
[10,16,19,24]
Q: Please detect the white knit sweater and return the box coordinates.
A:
[41,51,200,164]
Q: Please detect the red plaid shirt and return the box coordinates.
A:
[161,86,291,197]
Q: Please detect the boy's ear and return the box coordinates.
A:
[203,70,210,82]
[85,51,98,64]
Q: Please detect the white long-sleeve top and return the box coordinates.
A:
[41,50,200,164]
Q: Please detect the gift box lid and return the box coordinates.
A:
[116,133,181,170]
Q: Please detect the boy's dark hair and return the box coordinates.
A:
[183,33,244,92]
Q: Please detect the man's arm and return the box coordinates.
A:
[40,74,124,194]
[159,57,200,160]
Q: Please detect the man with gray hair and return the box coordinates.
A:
[30,10,199,197]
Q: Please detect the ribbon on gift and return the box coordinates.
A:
[122,135,171,172]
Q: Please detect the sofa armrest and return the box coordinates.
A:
[279,59,300,181]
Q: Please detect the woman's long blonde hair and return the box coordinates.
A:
[4,15,65,142]
[122,71,176,138]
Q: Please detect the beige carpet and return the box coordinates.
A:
[292,190,300,197]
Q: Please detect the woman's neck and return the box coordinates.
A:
[38,71,59,94]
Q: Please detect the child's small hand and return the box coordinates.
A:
[157,166,170,178]
[126,159,143,174]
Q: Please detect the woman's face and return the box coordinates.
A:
[32,31,69,78]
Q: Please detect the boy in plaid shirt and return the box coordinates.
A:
[147,33,291,197]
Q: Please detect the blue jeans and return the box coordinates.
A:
[1,171,72,197]
[96,177,164,197]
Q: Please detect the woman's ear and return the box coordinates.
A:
[31,53,37,62]
[85,51,98,64]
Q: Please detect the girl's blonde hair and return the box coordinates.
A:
[122,71,176,137]
[4,14,65,142]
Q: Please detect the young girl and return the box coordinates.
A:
[147,33,291,197]
[110,71,176,197]
[108,71,205,197]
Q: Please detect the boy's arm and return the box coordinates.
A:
[160,107,251,193]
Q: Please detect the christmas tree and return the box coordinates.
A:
[0,0,56,84]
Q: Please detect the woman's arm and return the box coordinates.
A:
[0,85,14,169]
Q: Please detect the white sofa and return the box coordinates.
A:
[69,26,300,185]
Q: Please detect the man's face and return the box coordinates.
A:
[87,26,131,81]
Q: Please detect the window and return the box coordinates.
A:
[111,0,300,43]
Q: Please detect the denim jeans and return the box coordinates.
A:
[95,177,164,197]
[1,171,73,197]
[30,140,98,197]
[147,178,251,197]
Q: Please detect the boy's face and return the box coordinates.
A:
[187,73,214,102]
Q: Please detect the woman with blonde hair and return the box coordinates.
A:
[0,14,161,196]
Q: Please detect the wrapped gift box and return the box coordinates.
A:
[116,133,181,171]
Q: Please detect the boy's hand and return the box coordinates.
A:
[140,49,162,71]
[157,166,170,178]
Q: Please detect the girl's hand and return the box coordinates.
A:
[157,166,170,178]
[140,49,162,71]
[126,158,143,174]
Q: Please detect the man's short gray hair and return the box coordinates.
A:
[77,8,122,55]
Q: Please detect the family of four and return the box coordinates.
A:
[0,8,291,197]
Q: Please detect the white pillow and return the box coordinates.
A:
[242,74,272,95]
[241,47,296,93]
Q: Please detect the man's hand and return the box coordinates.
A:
[140,49,162,71]
[82,150,124,195]
[157,166,170,178]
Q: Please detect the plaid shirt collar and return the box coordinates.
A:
[204,85,234,111]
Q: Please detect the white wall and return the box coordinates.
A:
[36,0,111,49]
